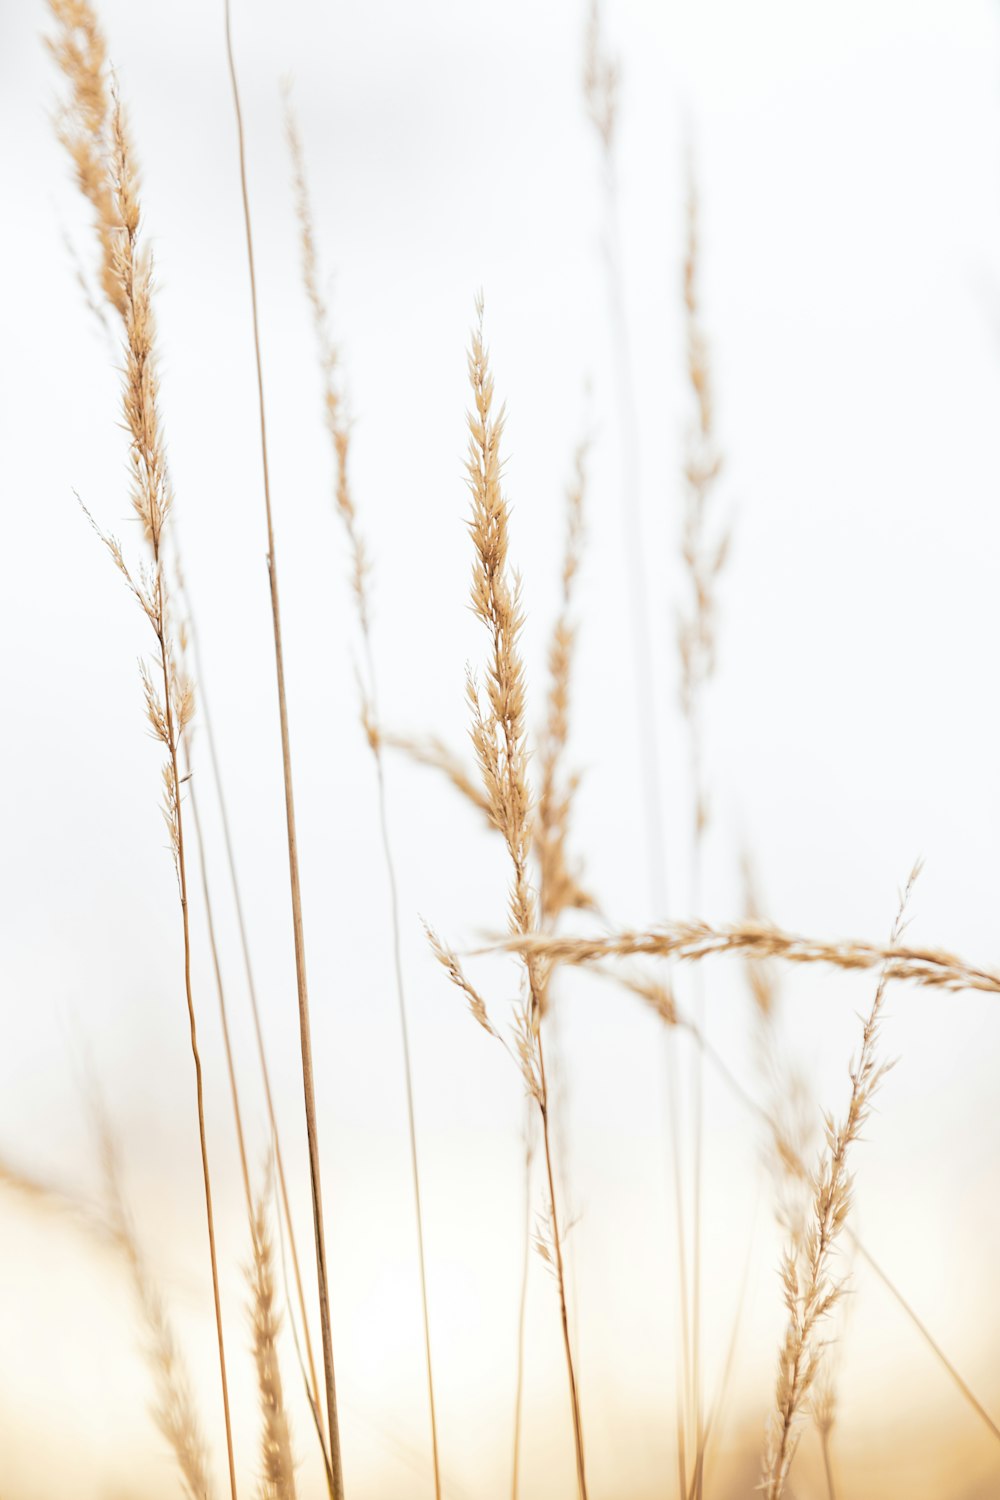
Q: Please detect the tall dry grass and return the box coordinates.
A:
[429,300,589,1499]
[222,6,343,1492]
[46,6,237,1491]
[23,2,1000,1498]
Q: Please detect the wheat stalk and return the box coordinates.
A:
[285,98,442,1499]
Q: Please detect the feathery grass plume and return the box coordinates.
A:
[430,299,588,1499]
[247,1169,298,1500]
[47,12,237,1492]
[597,945,1000,1452]
[47,0,310,1440]
[285,96,442,1500]
[464,299,537,991]
[50,0,323,1429]
[95,1100,215,1500]
[222,11,344,1492]
[50,0,318,1471]
[583,933,1000,1452]
[496,917,1000,996]
[761,861,921,1499]
[45,0,123,315]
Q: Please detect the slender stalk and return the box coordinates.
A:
[511,1106,533,1500]
[851,1240,1000,1443]
[180,566,327,1447]
[284,110,440,1494]
[222,9,344,1494]
[819,1429,837,1500]
[432,301,588,1496]
[537,1033,587,1500]
[159,596,239,1500]
[186,765,253,1214]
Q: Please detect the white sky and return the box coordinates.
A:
[1,1,1000,1497]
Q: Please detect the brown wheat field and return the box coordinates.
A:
[1,1,999,1497]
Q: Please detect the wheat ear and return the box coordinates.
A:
[430,299,588,1499]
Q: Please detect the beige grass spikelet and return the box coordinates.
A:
[247,1174,297,1500]
[761,862,921,1498]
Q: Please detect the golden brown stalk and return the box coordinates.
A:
[175,566,328,1455]
[511,1107,535,1500]
[431,301,587,1499]
[96,1101,215,1500]
[285,101,441,1499]
[47,15,237,1490]
[248,1171,298,1500]
[762,862,921,1498]
[222,11,344,1493]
